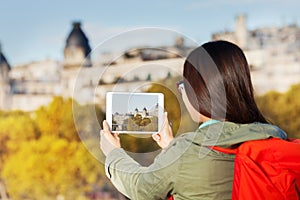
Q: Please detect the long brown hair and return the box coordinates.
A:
[183,40,267,123]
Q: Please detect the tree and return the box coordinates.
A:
[0,111,37,170]
[0,97,110,200]
[2,135,106,200]
[256,83,300,138]
[34,96,79,141]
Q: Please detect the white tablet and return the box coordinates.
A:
[106,92,164,134]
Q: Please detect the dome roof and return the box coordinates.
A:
[0,45,11,70]
[65,22,91,57]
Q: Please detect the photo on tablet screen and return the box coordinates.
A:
[106,92,164,134]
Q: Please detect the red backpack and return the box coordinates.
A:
[212,138,300,200]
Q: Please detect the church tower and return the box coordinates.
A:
[235,14,248,49]
[64,22,92,67]
[0,44,11,110]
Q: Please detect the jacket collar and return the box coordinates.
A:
[184,122,287,148]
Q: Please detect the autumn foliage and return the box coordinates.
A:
[256,83,300,139]
[0,97,107,200]
[0,80,299,199]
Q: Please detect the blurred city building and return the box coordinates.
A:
[0,21,190,111]
[64,22,92,68]
[213,14,300,94]
[0,15,299,111]
[0,45,11,111]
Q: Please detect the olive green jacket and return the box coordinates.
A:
[105,122,286,200]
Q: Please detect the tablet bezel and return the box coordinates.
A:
[106,92,164,134]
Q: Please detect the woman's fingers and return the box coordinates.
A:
[162,112,169,129]
[100,121,121,156]
[152,112,174,149]
[113,133,120,141]
[152,133,161,142]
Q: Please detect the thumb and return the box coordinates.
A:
[102,120,110,131]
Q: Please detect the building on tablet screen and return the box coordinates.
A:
[112,106,159,132]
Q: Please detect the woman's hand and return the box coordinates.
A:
[152,112,174,149]
[100,120,121,156]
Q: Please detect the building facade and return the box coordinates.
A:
[1,16,300,111]
[212,14,300,94]
[0,45,11,111]
[0,22,188,111]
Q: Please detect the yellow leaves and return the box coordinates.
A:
[0,111,37,166]
[0,111,37,141]
[34,96,79,141]
[0,97,107,200]
[2,135,104,200]
[256,83,300,138]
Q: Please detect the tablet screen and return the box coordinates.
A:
[106,92,164,134]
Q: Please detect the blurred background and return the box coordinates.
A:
[0,0,300,199]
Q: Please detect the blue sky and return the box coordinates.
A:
[112,93,158,114]
[1,0,300,65]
